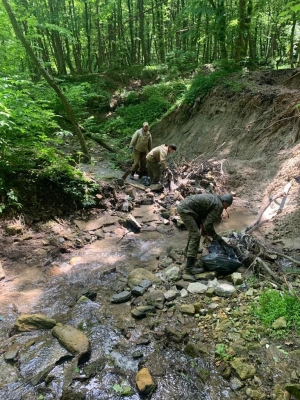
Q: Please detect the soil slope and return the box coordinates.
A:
[152,68,300,249]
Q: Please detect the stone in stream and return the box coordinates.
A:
[4,343,20,361]
[127,268,160,289]
[14,314,57,332]
[111,290,132,303]
[131,306,156,318]
[51,324,90,361]
[131,279,152,296]
[135,367,156,394]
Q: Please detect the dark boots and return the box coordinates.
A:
[185,256,204,275]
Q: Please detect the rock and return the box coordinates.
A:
[245,388,266,399]
[272,316,287,329]
[285,383,300,399]
[165,326,188,343]
[175,280,189,290]
[14,314,57,332]
[164,289,179,301]
[146,290,165,309]
[187,282,207,294]
[111,291,132,303]
[131,306,156,318]
[0,354,19,387]
[135,367,156,394]
[128,268,160,289]
[165,265,181,281]
[51,324,90,359]
[18,333,71,386]
[205,287,215,297]
[272,384,291,400]
[131,279,152,296]
[231,272,243,285]
[184,342,199,358]
[215,319,232,331]
[5,224,23,235]
[4,343,20,361]
[214,283,236,298]
[230,377,244,390]
[180,288,188,297]
[180,304,195,315]
[195,271,216,280]
[74,216,119,231]
[230,358,256,380]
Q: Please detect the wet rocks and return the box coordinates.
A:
[131,305,156,318]
[135,367,156,394]
[127,268,160,288]
[4,343,20,361]
[51,324,90,360]
[131,279,152,296]
[165,326,189,343]
[111,290,132,303]
[14,314,57,332]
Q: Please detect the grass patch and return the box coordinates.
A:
[251,289,300,336]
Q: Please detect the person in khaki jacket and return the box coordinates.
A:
[146,144,177,184]
[129,122,152,178]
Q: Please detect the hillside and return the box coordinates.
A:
[152,68,300,248]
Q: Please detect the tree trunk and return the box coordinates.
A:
[2,0,89,158]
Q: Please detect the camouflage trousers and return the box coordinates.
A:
[147,160,161,184]
[178,212,201,258]
[131,149,147,174]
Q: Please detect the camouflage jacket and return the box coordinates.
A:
[146,144,168,169]
[130,128,152,153]
[177,193,224,237]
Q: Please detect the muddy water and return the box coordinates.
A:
[0,206,252,399]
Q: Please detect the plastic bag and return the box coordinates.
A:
[201,239,243,275]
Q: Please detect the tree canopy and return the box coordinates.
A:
[0,0,299,75]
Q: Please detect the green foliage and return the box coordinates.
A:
[184,70,229,105]
[215,343,233,362]
[112,382,132,396]
[166,49,198,73]
[0,75,99,214]
[252,289,300,333]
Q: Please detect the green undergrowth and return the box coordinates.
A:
[251,288,300,337]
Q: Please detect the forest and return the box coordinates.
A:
[0,0,300,215]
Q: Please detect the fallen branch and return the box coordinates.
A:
[256,256,284,284]
[245,181,292,233]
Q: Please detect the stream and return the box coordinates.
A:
[0,192,255,399]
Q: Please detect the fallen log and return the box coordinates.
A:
[245,181,292,234]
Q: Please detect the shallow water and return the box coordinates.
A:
[0,206,254,399]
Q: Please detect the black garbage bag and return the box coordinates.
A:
[201,239,243,275]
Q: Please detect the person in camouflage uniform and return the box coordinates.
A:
[177,193,233,274]
[129,122,152,178]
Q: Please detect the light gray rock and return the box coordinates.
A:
[180,289,188,298]
[164,289,179,301]
[187,282,207,294]
[214,283,236,298]
[165,265,181,281]
[232,272,243,285]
